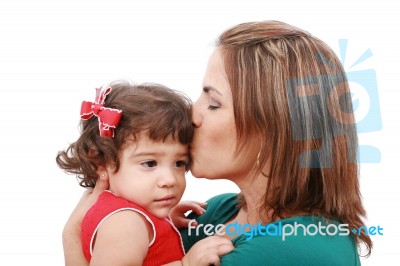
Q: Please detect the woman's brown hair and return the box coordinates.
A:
[217,20,372,255]
[56,81,193,188]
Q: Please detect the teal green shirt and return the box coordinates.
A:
[180,193,361,266]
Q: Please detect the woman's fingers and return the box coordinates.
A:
[68,179,110,226]
[216,243,235,256]
[175,201,207,215]
[184,236,234,266]
[188,201,207,215]
[173,217,198,229]
[170,200,206,229]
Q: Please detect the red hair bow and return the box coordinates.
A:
[80,87,122,138]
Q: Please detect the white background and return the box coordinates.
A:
[0,0,398,265]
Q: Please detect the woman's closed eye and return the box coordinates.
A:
[208,96,221,110]
[142,160,158,168]
[208,105,220,110]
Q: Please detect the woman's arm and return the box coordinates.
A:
[62,220,87,266]
[63,179,109,266]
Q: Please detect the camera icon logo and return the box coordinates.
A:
[339,39,382,163]
[286,39,382,167]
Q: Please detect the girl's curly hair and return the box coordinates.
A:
[56,81,193,187]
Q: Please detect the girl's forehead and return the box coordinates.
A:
[122,132,181,149]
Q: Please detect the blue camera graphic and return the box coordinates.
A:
[286,39,382,167]
[346,68,382,163]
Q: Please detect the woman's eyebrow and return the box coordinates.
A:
[203,86,223,96]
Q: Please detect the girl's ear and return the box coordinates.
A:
[96,167,109,181]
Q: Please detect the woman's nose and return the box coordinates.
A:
[192,100,202,128]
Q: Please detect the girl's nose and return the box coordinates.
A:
[158,168,177,188]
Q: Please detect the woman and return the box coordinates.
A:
[63,20,372,265]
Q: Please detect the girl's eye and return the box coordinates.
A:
[175,160,188,168]
[142,161,157,168]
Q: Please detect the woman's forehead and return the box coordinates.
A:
[203,49,231,96]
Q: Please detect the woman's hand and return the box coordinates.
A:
[62,179,109,266]
[181,235,234,266]
[170,200,207,229]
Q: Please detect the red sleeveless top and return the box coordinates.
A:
[81,190,185,265]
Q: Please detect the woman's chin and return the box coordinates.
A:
[189,159,224,180]
[188,164,201,178]
[189,164,207,179]
[190,169,219,180]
